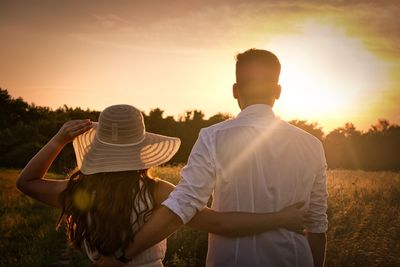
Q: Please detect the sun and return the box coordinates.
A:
[265,22,389,131]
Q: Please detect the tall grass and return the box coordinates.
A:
[326,170,400,266]
[1,168,399,266]
[152,167,400,267]
[0,170,89,267]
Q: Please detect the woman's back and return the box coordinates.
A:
[83,178,166,266]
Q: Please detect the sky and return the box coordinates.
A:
[1,0,399,133]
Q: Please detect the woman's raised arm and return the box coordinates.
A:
[16,119,93,208]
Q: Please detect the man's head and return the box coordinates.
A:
[233,49,282,109]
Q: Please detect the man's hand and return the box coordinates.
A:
[93,256,124,267]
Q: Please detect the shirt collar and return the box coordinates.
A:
[236,104,275,119]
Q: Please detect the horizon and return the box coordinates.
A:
[2,87,395,135]
[1,0,399,133]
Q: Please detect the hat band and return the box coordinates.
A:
[96,134,146,147]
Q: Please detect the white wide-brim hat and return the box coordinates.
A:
[73,104,181,175]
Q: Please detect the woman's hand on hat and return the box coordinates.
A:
[54,119,93,145]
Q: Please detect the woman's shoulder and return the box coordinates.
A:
[153,178,176,206]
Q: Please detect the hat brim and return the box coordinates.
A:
[73,123,181,175]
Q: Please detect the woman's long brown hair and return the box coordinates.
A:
[56,169,156,256]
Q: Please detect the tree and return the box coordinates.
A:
[289,120,325,141]
[1,88,399,171]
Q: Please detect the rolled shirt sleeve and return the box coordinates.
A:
[162,129,216,224]
[306,142,329,233]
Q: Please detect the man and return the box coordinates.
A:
[125,49,328,267]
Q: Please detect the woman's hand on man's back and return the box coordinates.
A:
[279,202,311,235]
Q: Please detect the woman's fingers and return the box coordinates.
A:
[68,119,92,132]
[65,120,93,138]
[302,214,314,225]
[282,201,305,212]
[290,201,305,209]
[70,120,93,135]
[56,119,93,144]
[279,201,315,235]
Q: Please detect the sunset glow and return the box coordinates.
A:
[1,0,399,133]
[269,22,390,131]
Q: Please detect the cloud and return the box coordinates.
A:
[1,0,399,128]
[92,14,129,29]
[1,0,398,59]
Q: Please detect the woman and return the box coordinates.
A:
[16,104,308,267]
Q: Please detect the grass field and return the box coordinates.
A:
[1,167,400,267]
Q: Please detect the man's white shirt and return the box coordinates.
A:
[163,104,328,267]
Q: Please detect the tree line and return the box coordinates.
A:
[0,88,399,173]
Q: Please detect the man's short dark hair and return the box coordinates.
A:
[235,49,281,83]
